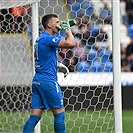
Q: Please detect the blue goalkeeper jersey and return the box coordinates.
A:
[33,32,61,81]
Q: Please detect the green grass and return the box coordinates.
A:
[122,110,133,133]
[0,110,132,133]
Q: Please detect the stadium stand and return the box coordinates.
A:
[0,0,132,74]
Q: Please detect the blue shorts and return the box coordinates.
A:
[31,80,64,110]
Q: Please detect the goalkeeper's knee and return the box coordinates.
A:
[54,111,66,133]
[23,115,41,133]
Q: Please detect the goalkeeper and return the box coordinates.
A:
[29,23,69,78]
[23,14,75,133]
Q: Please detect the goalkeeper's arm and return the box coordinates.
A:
[58,62,69,78]
[57,20,75,77]
[57,20,76,49]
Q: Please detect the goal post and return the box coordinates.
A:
[112,0,122,132]
[32,2,41,133]
[0,0,123,133]
[0,0,41,132]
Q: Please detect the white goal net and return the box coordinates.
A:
[0,0,122,133]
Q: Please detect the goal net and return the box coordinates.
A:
[0,0,122,133]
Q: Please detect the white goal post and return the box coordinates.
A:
[112,0,122,132]
[0,0,122,133]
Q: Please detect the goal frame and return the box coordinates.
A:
[21,0,122,133]
[32,1,123,132]
[0,0,123,132]
[32,2,41,133]
[112,0,122,132]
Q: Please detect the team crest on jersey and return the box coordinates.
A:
[52,37,58,43]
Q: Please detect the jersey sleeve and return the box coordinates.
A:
[46,35,62,47]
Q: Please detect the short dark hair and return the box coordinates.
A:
[42,14,58,28]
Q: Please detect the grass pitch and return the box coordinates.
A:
[0,110,132,133]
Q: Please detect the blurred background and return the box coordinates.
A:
[0,0,132,85]
[0,0,133,132]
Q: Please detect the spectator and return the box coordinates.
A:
[121,43,131,72]
[79,16,88,33]
[57,43,80,73]
[80,1,94,18]
[129,54,133,71]
[121,59,131,72]
[99,2,112,24]
[126,38,133,71]
[23,5,32,26]
[74,40,85,58]
[125,1,133,25]
[82,24,97,48]
[121,43,126,61]
[95,27,109,50]
[58,48,73,67]
[10,6,24,18]
[10,6,25,32]
[120,0,128,26]
[68,56,78,72]
[126,38,133,57]
[128,24,133,39]
[76,54,90,72]
[71,17,81,39]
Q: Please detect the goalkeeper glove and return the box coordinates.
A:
[58,62,69,78]
[56,19,70,31]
